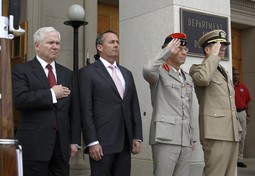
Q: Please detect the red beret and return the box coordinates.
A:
[162,32,187,48]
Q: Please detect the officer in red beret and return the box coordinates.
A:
[143,33,197,176]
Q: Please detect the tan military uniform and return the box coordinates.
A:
[190,55,241,176]
[143,48,198,176]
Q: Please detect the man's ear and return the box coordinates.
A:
[97,44,103,52]
[34,42,39,51]
[204,47,209,54]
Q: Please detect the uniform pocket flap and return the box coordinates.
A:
[211,79,223,85]
[154,115,176,124]
[205,112,226,118]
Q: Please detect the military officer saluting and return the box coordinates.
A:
[143,33,197,176]
[189,29,242,176]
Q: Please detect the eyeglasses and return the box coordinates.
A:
[178,47,189,52]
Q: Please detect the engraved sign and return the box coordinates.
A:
[180,9,229,58]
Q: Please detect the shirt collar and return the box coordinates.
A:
[170,66,182,74]
[36,56,56,71]
[100,57,117,68]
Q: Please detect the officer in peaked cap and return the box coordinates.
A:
[143,32,197,176]
[189,30,242,176]
[197,29,230,48]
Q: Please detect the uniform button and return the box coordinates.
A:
[181,95,184,98]
[230,96,232,98]
[214,114,217,116]
[182,106,185,109]
[161,119,164,122]
[232,109,234,111]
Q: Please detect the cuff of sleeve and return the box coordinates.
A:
[87,141,99,147]
[50,88,57,103]
[75,144,81,150]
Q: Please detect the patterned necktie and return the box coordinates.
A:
[109,65,124,99]
[46,64,56,87]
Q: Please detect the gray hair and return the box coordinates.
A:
[33,27,61,43]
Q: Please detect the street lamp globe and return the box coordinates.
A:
[67,4,85,21]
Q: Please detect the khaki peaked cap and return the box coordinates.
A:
[198,29,230,48]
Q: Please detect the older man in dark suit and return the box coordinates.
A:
[78,30,143,176]
[12,27,81,176]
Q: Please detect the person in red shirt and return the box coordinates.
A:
[233,67,252,168]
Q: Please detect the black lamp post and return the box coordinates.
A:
[64,4,88,74]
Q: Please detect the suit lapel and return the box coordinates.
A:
[95,60,122,98]
[31,58,50,88]
[119,66,128,98]
[55,63,64,85]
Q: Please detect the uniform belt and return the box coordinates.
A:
[237,107,246,112]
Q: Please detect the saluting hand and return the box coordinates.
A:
[166,38,181,55]
[208,41,221,57]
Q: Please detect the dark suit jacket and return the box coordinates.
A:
[78,60,143,154]
[12,57,81,162]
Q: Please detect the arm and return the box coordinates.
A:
[12,65,54,110]
[143,48,171,84]
[245,86,252,119]
[189,42,222,86]
[189,81,198,150]
[130,73,143,154]
[131,73,143,141]
[70,75,81,157]
[241,84,252,123]
[143,38,180,85]
[78,68,104,161]
[78,68,97,145]
[246,101,251,123]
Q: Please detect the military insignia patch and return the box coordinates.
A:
[163,63,170,72]
[219,31,226,38]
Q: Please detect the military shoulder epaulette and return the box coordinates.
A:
[163,63,170,72]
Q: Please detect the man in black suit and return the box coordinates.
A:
[12,27,81,176]
[78,30,143,176]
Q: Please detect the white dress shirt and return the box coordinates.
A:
[36,56,57,103]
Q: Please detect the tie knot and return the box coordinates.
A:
[46,64,53,70]
[109,65,116,70]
